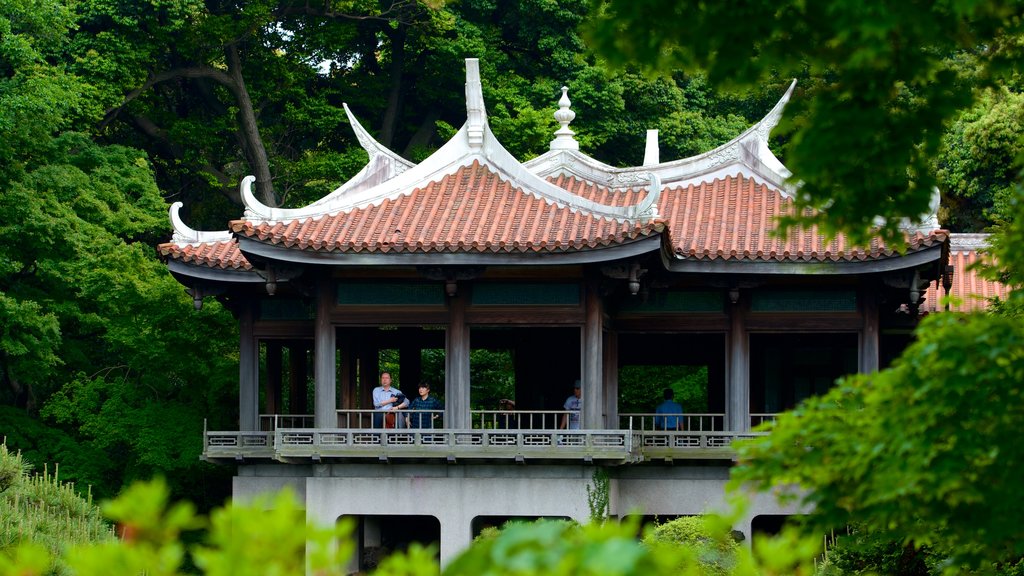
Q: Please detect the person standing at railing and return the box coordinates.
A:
[560,380,582,430]
[372,371,408,428]
[654,388,684,431]
[407,381,443,429]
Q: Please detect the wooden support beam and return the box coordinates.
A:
[603,330,618,429]
[727,291,749,432]
[446,293,470,428]
[314,279,337,428]
[239,303,258,431]
[583,278,603,430]
[860,289,880,374]
[265,341,282,415]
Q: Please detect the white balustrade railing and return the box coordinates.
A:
[259,414,314,431]
[619,413,725,432]
[749,413,778,428]
[204,412,765,461]
[332,409,446,429]
[470,410,574,430]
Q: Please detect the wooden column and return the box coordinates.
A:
[860,290,880,374]
[265,341,283,415]
[582,279,604,430]
[288,342,308,414]
[238,303,258,431]
[445,292,470,428]
[359,333,379,410]
[338,332,356,410]
[314,279,337,428]
[603,330,618,429]
[727,291,749,432]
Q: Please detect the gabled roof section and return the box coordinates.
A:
[525,81,796,194]
[536,173,947,269]
[238,59,660,226]
[158,237,252,271]
[230,160,664,257]
[922,234,1011,312]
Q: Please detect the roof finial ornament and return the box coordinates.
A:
[240,175,273,221]
[550,86,579,151]
[465,58,486,148]
[643,129,659,165]
[631,172,662,219]
[169,202,232,244]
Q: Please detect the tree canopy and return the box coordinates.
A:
[589,0,1024,245]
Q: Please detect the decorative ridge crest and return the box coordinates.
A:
[169,202,233,245]
[465,58,486,148]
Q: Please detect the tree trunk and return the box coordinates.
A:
[379,24,407,148]
[225,43,277,207]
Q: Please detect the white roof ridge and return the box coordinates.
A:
[169,202,233,245]
[526,79,798,194]
[240,59,659,224]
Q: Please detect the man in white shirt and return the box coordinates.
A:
[372,372,408,428]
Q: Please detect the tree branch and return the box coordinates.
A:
[100,66,236,130]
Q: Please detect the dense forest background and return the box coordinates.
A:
[2,0,1022,510]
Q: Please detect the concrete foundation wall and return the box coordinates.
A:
[233,463,803,567]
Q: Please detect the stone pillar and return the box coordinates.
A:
[314,278,337,428]
[446,292,470,428]
[265,341,282,415]
[239,303,258,431]
[860,290,879,374]
[727,291,749,432]
[583,279,604,429]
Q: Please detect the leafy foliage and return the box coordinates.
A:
[937,88,1024,230]
[589,0,1024,245]
[642,516,740,576]
[732,309,1024,568]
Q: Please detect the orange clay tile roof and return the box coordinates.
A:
[157,239,252,271]
[161,170,947,272]
[550,173,947,262]
[229,161,664,254]
[922,248,1010,312]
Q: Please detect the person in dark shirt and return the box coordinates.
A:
[407,382,443,429]
[654,388,684,430]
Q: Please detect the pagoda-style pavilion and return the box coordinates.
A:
[159,59,953,568]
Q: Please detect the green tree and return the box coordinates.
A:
[937,88,1024,230]
[589,0,1024,245]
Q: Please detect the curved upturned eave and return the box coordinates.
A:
[167,259,265,284]
[236,233,664,267]
[526,80,796,192]
[305,104,415,209]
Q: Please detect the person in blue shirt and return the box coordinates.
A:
[560,381,582,430]
[407,382,443,429]
[654,388,684,431]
